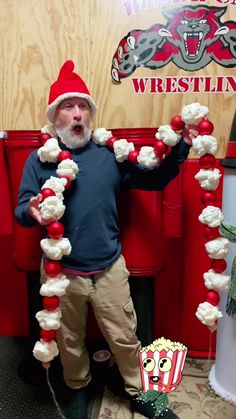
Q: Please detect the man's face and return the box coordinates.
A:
[54,97,92,149]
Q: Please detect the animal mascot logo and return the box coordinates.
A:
[111,6,236,82]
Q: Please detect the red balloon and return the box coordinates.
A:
[198,118,214,135]
[206,290,220,306]
[211,259,227,273]
[128,150,139,164]
[201,191,217,205]
[47,222,64,239]
[203,225,219,240]
[40,329,57,342]
[44,260,62,277]
[40,188,56,201]
[59,176,72,190]
[154,140,168,158]
[199,153,216,170]
[106,136,117,150]
[39,133,51,145]
[199,153,216,169]
[43,296,60,311]
[170,115,185,131]
[58,150,72,161]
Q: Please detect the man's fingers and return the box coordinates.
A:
[29,194,58,225]
[189,128,199,137]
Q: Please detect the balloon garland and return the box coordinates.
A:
[193,115,230,332]
[32,135,79,364]
[33,102,221,364]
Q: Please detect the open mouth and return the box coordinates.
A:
[72,124,84,135]
[149,376,160,383]
[183,32,203,57]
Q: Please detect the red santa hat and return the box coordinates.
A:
[46,60,97,123]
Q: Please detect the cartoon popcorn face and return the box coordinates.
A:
[139,337,187,393]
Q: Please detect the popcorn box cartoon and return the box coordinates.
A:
[139,337,187,393]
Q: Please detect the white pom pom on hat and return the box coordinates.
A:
[46,60,97,123]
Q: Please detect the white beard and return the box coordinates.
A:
[55,121,92,149]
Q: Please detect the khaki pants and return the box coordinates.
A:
[41,255,142,396]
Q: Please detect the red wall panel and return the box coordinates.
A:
[0,235,29,336]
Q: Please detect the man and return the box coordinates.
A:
[15,60,194,419]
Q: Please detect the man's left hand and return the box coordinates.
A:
[182,124,199,146]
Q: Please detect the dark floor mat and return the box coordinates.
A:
[0,336,99,419]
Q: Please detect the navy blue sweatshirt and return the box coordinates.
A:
[15,139,190,271]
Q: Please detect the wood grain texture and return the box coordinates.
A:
[0,0,235,156]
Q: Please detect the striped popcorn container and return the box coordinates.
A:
[139,337,188,393]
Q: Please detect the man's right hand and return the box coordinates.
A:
[28,194,55,226]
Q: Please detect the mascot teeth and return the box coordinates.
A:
[184,32,202,57]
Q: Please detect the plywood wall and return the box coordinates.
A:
[0,0,235,157]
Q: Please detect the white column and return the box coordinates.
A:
[209,168,236,404]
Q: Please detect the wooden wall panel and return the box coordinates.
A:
[0,0,235,157]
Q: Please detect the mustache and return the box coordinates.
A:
[70,121,85,130]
